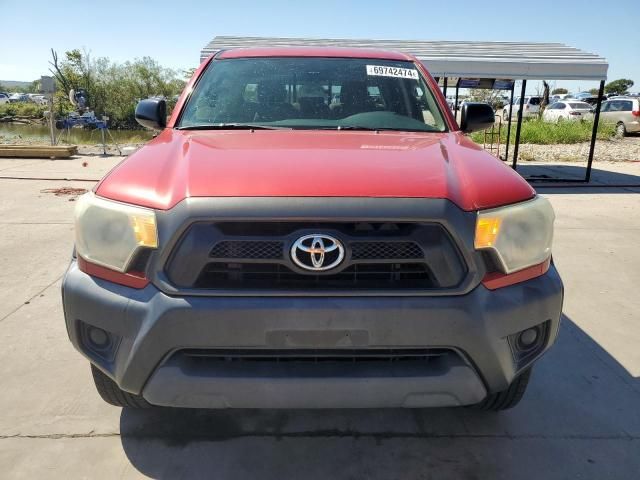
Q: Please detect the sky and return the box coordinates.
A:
[1,0,638,94]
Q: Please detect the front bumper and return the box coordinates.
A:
[62,259,563,408]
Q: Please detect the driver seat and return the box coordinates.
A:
[335,81,371,118]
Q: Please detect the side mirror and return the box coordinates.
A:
[460,102,495,133]
[135,98,166,130]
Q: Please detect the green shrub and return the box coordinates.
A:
[0,103,46,118]
[470,118,616,145]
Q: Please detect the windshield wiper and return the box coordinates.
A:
[176,123,290,130]
[333,125,433,132]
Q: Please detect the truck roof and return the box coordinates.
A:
[216,46,414,61]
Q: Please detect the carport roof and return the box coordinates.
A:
[201,36,608,81]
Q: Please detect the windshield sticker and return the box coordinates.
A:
[366,65,419,80]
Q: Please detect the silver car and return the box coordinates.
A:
[600,97,640,136]
[502,96,541,120]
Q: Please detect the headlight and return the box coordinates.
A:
[475,196,554,274]
[74,192,158,272]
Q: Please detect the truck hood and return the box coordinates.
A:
[96,129,534,211]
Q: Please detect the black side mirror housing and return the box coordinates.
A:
[460,102,495,133]
[135,98,167,130]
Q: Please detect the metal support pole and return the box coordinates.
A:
[586,80,605,182]
[503,82,515,162]
[511,79,527,170]
[442,77,448,98]
[101,128,107,156]
[454,80,460,118]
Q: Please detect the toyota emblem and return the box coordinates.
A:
[291,234,345,271]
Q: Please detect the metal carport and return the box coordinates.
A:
[201,36,609,182]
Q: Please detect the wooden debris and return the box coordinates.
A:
[0,144,78,158]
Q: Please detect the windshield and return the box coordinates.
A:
[178,57,447,132]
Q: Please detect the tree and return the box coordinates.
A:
[48,49,186,127]
[588,88,599,95]
[468,88,503,108]
[182,67,197,80]
[552,87,568,95]
[604,79,634,95]
[539,81,550,116]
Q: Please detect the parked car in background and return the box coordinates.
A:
[550,94,572,103]
[0,93,9,105]
[599,97,640,137]
[26,93,47,105]
[581,96,600,106]
[8,93,28,103]
[542,101,594,122]
[503,96,541,120]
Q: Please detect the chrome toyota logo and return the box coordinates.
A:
[291,234,345,271]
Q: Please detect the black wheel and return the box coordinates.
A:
[91,364,151,408]
[616,122,626,138]
[474,368,532,411]
[502,109,509,120]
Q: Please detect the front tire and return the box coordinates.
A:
[91,364,151,408]
[474,368,532,411]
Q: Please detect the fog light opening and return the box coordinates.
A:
[517,328,539,350]
[87,326,111,350]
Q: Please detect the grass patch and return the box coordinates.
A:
[470,118,616,145]
[0,103,47,118]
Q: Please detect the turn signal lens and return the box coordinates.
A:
[130,215,158,248]
[475,217,502,248]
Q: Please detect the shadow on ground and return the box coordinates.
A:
[515,164,640,192]
[117,315,640,479]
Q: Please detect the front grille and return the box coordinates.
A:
[208,240,422,261]
[196,262,434,290]
[181,348,451,364]
[166,221,467,292]
[210,240,283,259]
[351,241,423,260]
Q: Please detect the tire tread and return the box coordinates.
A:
[91,364,151,408]
[474,368,532,411]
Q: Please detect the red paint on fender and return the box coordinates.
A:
[78,256,149,289]
[482,258,552,290]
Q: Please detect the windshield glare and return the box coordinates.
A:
[178,57,447,132]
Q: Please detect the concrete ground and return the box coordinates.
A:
[1,154,639,479]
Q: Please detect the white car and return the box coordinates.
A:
[542,101,594,122]
[502,96,541,120]
[27,94,48,105]
[0,93,9,105]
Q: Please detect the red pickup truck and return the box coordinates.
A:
[63,47,563,411]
